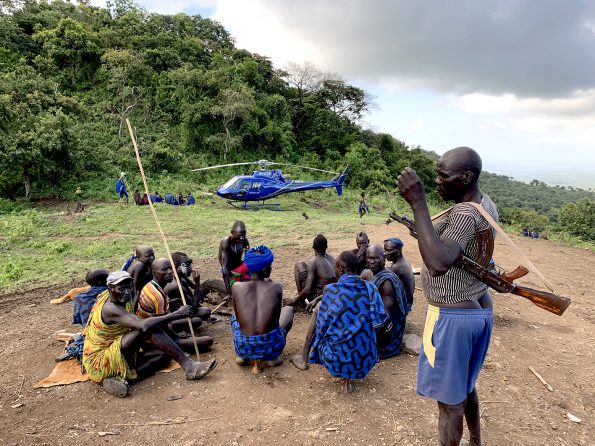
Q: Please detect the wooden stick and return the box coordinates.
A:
[528,366,553,391]
[126,118,200,359]
[211,299,229,315]
[113,415,220,427]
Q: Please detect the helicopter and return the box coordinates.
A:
[191,160,349,210]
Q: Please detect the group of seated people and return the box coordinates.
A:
[219,221,415,392]
[133,190,196,206]
[521,227,541,239]
[66,220,416,397]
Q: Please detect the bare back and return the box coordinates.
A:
[232,280,282,336]
[311,254,336,285]
[388,258,415,305]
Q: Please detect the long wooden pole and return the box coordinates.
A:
[126,118,200,359]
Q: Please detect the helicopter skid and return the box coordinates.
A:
[228,200,282,211]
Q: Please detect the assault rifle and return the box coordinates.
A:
[387,212,572,316]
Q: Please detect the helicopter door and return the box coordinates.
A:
[249,181,262,194]
[237,180,250,196]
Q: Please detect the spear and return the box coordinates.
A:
[125,118,201,359]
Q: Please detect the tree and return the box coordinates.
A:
[558,198,595,241]
[207,86,255,160]
[33,17,100,88]
[316,79,372,123]
[0,64,80,199]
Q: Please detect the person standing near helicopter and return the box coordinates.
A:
[219,221,251,300]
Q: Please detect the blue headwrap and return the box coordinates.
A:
[384,237,404,248]
[244,245,275,273]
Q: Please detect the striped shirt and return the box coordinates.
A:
[137,280,169,319]
[421,194,498,304]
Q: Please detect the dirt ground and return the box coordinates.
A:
[0,221,593,446]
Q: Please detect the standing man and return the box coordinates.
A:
[285,234,336,309]
[383,237,415,313]
[358,192,370,218]
[396,146,496,446]
[351,232,369,275]
[366,244,408,358]
[219,221,250,300]
[231,245,294,374]
[116,172,128,205]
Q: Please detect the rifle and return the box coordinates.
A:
[387,212,572,316]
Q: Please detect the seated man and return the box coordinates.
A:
[133,190,142,206]
[367,244,408,358]
[137,258,213,352]
[383,237,415,313]
[291,251,387,394]
[231,245,294,375]
[72,268,109,326]
[150,191,164,203]
[351,232,369,275]
[219,221,251,300]
[127,245,155,306]
[186,192,196,205]
[285,234,336,309]
[165,192,178,206]
[164,251,211,321]
[83,271,217,397]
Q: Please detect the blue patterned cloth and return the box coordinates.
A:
[372,268,408,359]
[72,286,107,326]
[231,315,287,361]
[310,274,387,379]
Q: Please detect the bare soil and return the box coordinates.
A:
[0,221,593,446]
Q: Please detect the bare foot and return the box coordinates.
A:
[290,354,309,371]
[251,360,264,375]
[268,357,283,367]
[340,378,353,394]
[185,358,217,380]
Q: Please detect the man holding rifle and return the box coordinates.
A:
[396,146,496,446]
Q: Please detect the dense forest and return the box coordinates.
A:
[0,0,593,242]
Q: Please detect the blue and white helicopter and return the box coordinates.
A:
[192,160,349,210]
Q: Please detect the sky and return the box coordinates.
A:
[94,0,595,188]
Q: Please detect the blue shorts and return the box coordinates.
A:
[417,305,493,405]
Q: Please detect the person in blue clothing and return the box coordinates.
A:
[115,172,128,205]
[165,193,178,205]
[290,250,387,394]
[186,192,196,205]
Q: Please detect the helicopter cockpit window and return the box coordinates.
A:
[222,177,240,189]
[239,181,249,191]
[250,181,262,191]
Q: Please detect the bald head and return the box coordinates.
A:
[135,245,155,265]
[440,147,482,182]
[366,244,386,274]
[151,258,174,286]
[151,257,170,272]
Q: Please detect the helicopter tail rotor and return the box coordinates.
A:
[334,165,350,196]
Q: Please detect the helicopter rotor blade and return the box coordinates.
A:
[269,163,340,175]
[191,161,260,172]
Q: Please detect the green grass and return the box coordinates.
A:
[2,191,591,296]
[0,190,414,295]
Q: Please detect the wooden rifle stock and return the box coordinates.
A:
[510,285,571,316]
[387,211,572,316]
